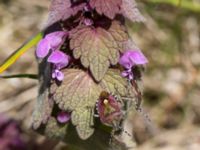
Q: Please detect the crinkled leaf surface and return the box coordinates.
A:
[70,21,128,81]
[52,69,101,110]
[100,69,128,96]
[51,69,100,139]
[51,68,129,139]
[71,107,94,140]
[121,0,145,22]
[46,0,85,27]
[45,117,68,139]
[90,0,122,19]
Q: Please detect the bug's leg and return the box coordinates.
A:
[93,101,100,118]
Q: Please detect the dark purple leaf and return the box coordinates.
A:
[90,0,122,19]
[46,0,85,27]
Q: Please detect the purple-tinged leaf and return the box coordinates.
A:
[51,68,129,139]
[46,0,85,27]
[51,69,101,139]
[70,21,128,81]
[51,69,101,111]
[90,0,122,19]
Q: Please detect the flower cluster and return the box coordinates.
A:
[36,31,70,81]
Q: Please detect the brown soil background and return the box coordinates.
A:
[0,0,200,149]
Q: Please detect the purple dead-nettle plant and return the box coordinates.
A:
[32,0,147,149]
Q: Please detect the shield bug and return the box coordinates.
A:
[97,91,123,127]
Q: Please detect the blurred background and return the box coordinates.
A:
[0,0,199,149]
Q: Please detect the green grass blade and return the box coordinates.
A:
[0,32,43,73]
[0,74,38,79]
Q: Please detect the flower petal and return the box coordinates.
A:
[48,51,65,63]
[45,31,68,49]
[47,51,70,69]
[128,50,148,65]
[119,50,148,69]
[55,70,64,81]
[119,54,133,69]
[36,39,50,58]
[57,111,71,123]
[121,70,129,77]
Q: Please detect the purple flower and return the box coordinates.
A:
[48,51,70,81]
[52,69,64,81]
[57,112,71,124]
[84,18,94,26]
[36,31,68,58]
[47,51,70,69]
[119,50,148,80]
[119,50,148,69]
[121,68,134,80]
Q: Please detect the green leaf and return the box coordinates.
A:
[45,117,68,139]
[52,69,102,111]
[100,69,129,96]
[0,32,43,73]
[51,68,130,139]
[52,69,101,139]
[0,74,38,79]
[72,107,94,140]
[70,21,128,81]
